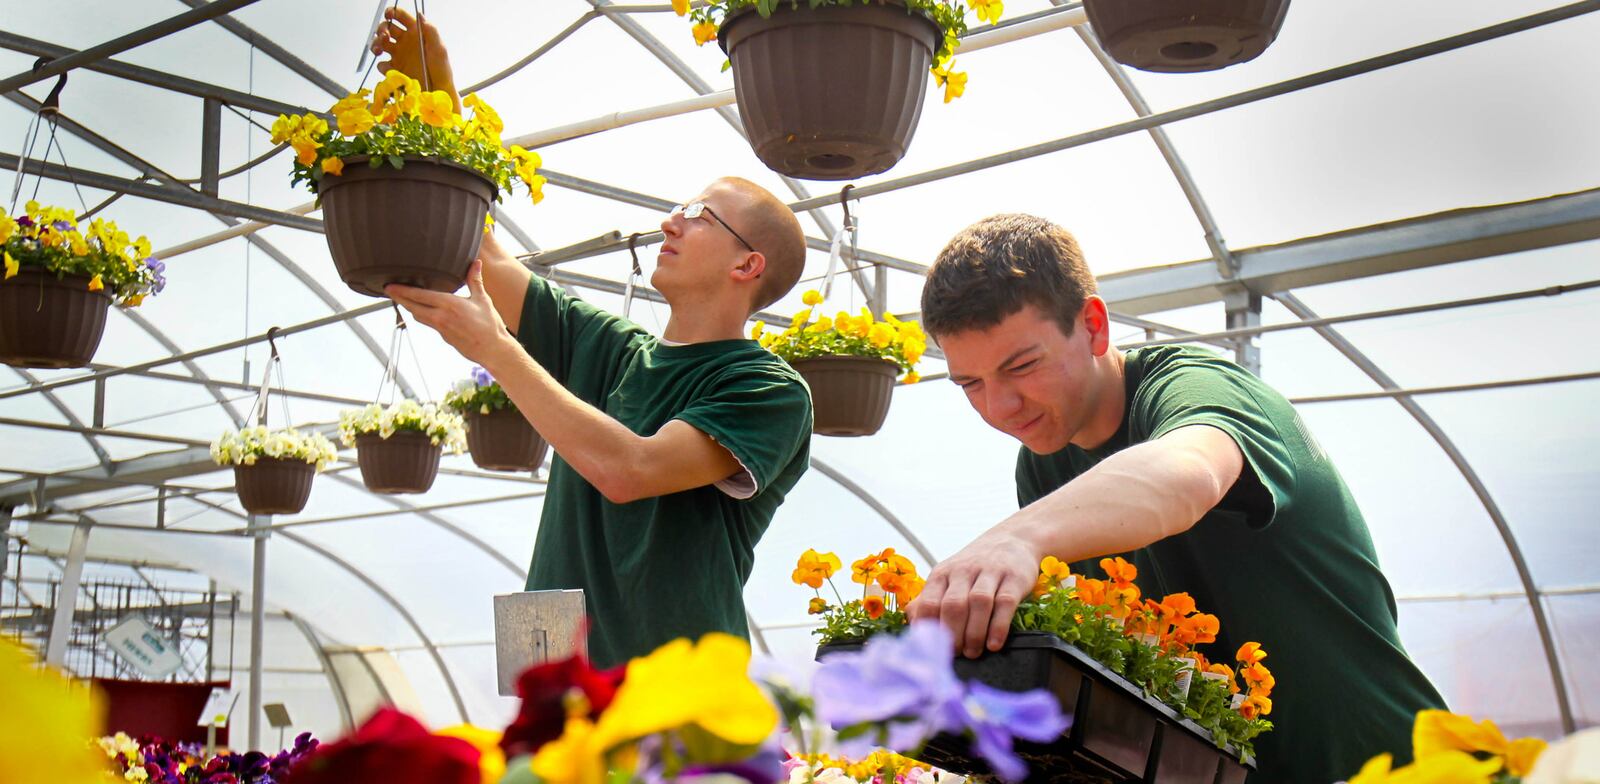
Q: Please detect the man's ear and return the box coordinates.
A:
[731,251,767,283]
[1082,296,1112,356]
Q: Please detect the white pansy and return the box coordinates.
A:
[211,427,338,471]
[338,398,466,454]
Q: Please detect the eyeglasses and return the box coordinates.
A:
[670,201,757,254]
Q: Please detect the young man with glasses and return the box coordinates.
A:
[375,10,813,667]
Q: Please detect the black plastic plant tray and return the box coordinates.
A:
[818,632,1251,784]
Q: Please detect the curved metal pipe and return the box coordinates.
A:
[1274,291,1575,733]
[809,457,938,567]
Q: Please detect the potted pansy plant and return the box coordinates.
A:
[211,426,339,515]
[752,288,925,437]
[0,201,164,368]
[676,0,1001,179]
[272,72,546,297]
[1083,0,1291,73]
[338,399,467,494]
[443,366,548,473]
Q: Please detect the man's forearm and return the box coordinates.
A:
[478,336,650,502]
[999,431,1236,565]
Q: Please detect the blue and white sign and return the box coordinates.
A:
[103,616,183,679]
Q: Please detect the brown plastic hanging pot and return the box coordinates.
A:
[317,156,497,297]
[0,268,112,369]
[718,2,942,180]
[465,407,549,472]
[1085,0,1290,73]
[790,355,901,437]
[355,430,443,494]
[233,458,316,515]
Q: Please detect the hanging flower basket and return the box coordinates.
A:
[755,289,926,437]
[340,400,467,495]
[233,458,317,516]
[274,72,546,298]
[464,408,548,473]
[354,431,443,494]
[0,202,164,369]
[791,356,902,437]
[1084,0,1291,73]
[0,270,111,369]
[212,427,338,516]
[444,366,548,472]
[718,2,943,180]
[319,156,496,297]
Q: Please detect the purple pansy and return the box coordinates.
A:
[470,366,494,387]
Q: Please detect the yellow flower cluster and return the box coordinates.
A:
[531,634,776,784]
[1,201,161,305]
[1349,710,1548,784]
[753,289,926,383]
[273,72,546,204]
[0,639,106,784]
[791,750,937,784]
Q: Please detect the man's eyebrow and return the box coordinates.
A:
[949,344,1041,383]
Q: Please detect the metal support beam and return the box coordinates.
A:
[0,152,323,233]
[286,612,353,732]
[248,513,267,750]
[174,0,348,99]
[200,98,222,197]
[809,457,937,567]
[0,0,263,94]
[1223,289,1262,375]
[1101,188,1600,316]
[43,522,90,667]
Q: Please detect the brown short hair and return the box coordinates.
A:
[921,214,1097,339]
[715,177,805,313]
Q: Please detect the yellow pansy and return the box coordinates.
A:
[0,211,15,243]
[291,137,320,166]
[269,113,303,145]
[802,289,823,306]
[4,252,17,279]
[902,371,920,384]
[321,157,344,177]
[526,174,547,205]
[68,233,89,256]
[336,105,376,136]
[1348,753,1393,784]
[692,21,718,46]
[124,293,145,307]
[591,633,777,754]
[868,322,895,348]
[418,90,455,127]
[530,717,606,784]
[87,274,104,292]
[671,0,689,14]
[1504,736,1547,777]
[749,320,765,340]
[805,316,834,334]
[933,62,968,103]
[971,0,1003,24]
[1393,750,1502,784]
[463,93,504,137]
[791,308,813,328]
[435,724,506,784]
[0,638,107,784]
[903,337,925,364]
[1413,710,1511,758]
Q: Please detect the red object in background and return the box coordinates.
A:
[281,708,481,784]
[92,679,232,746]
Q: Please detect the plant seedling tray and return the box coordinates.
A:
[819,632,1251,783]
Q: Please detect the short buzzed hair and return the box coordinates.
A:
[716,177,805,313]
[922,214,1097,339]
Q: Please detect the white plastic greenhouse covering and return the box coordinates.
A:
[2,0,1597,754]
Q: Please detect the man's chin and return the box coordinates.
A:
[1019,428,1071,455]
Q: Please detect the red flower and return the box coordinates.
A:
[281,708,480,784]
[499,654,625,759]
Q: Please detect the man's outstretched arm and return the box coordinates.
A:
[907,424,1245,658]
[388,263,742,504]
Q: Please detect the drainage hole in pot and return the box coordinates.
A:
[1161,41,1218,60]
[806,153,857,171]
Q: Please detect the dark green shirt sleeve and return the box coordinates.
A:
[515,273,647,403]
[672,365,813,498]
[1129,351,1296,529]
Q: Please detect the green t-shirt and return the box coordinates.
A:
[515,274,812,668]
[1016,345,1444,783]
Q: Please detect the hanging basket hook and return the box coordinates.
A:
[839,184,855,224]
[32,58,67,116]
[265,326,282,361]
